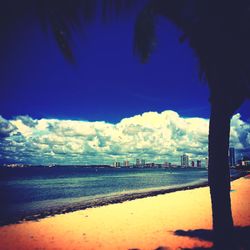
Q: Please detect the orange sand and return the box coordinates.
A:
[0,176,249,250]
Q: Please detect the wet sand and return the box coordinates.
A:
[0,175,249,250]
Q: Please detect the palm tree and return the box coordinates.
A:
[2,0,250,248]
[42,1,250,246]
[134,0,250,248]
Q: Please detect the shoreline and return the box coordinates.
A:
[1,171,247,227]
[0,174,249,249]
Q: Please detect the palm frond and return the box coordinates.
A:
[36,0,140,62]
[134,6,156,63]
[134,0,250,100]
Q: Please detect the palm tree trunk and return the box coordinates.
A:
[208,102,235,249]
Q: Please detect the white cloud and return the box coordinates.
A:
[0,110,249,165]
[0,116,17,137]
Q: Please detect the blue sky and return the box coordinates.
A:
[0,3,249,164]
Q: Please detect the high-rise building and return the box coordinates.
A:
[136,159,140,167]
[229,147,236,166]
[197,160,202,168]
[113,161,120,167]
[181,154,189,167]
[123,160,130,167]
[141,159,145,166]
[191,161,195,167]
[205,158,209,168]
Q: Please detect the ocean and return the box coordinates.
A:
[0,167,240,226]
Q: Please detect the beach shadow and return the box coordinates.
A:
[174,226,250,249]
[155,247,170,250]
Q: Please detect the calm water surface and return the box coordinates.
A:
[0,166,233,225]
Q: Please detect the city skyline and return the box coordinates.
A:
[1,109,248,165]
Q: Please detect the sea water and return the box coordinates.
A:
[0,167,239,225]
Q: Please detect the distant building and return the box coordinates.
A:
[205,158,209,168]
[113,162,120,167]
[197,160,202,168]
[136,159,140,167]
[229,147,236,166]
[123,160,130,167]
[163,162,171,167]
[190,161,195,167]
[241,160,250,167]
[238,155,250,168]
[145,163,155,168]
[141,159,145,166]
[155,164,162,168]
[181,154,189,167]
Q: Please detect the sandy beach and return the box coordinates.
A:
[0,175,249,250]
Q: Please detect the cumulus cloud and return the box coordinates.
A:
[0,110,249,165]
[0,116,17,138]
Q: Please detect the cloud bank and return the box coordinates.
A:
[0,111,249,165]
